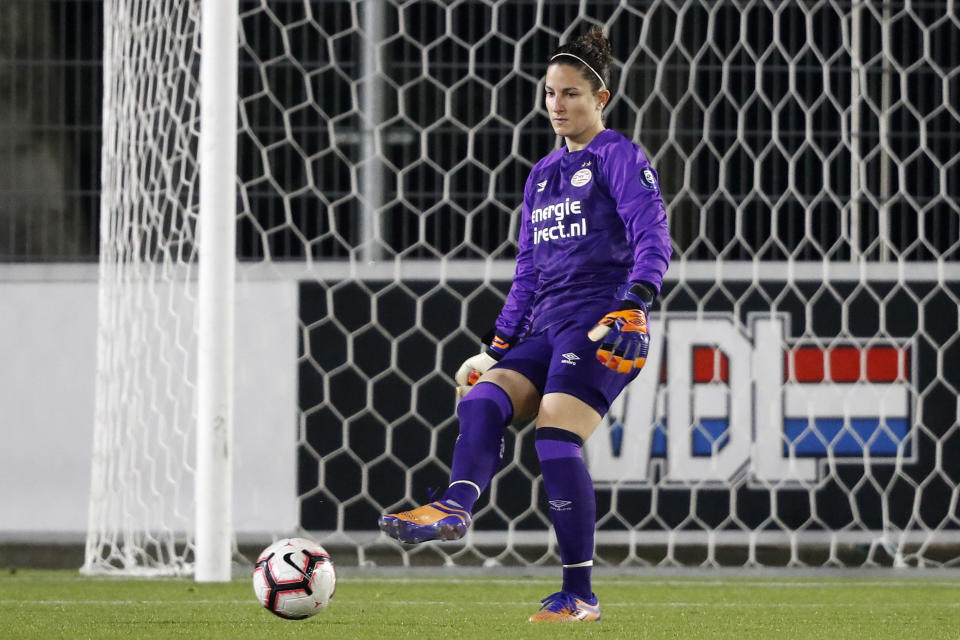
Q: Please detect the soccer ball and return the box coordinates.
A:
[252,537,336,619]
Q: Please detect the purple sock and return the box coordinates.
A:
[535,427,595,600]
[442,382,512,512]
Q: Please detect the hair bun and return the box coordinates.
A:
[579,26,612,61]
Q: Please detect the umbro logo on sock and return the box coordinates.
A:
[548,499,572,511]
[561,352,579,365]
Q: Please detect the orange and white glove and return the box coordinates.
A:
[454,333,512,397]
[587,283,653,374]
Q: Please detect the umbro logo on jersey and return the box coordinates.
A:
[561,352,580,365]
[549,499,572,511]
[537,179,548,192]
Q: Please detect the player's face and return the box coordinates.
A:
[545,63,608,150]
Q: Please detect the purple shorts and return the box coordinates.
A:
[490,301,640,417]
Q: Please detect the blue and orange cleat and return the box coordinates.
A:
[378,500,471,544]
[528,591,601,622]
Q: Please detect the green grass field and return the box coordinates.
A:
[2,569,959,639]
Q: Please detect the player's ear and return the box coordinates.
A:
[596,89,610,110]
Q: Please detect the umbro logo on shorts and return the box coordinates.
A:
[561,352,579,365]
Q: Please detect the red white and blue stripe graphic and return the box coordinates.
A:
[782,346,909,456]
[647,345,911,458]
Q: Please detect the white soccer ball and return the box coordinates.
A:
[252,537,336,619]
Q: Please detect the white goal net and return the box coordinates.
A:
[85,0,960,575]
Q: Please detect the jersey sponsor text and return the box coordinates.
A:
[530,197,582,224]
[531,197,588,245]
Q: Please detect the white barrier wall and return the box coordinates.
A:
[0,267,298,539]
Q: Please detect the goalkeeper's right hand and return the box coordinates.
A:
[454,333,512,396]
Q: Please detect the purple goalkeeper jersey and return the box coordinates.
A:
[495,128,671,338]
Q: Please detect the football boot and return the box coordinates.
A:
[378,500,471,544]
[528,591,601,622]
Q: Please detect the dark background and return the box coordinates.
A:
[2,0,958,262]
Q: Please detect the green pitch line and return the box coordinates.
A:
[1,570,959,639]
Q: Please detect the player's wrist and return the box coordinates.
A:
[485,333,513,361]
[480,327,515,361]
[616,281,655,311]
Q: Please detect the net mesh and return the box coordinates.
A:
[86,0,960,574]
[83,0,201,575]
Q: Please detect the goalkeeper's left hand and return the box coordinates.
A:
[587,282,654,374]
[454,332,512,396]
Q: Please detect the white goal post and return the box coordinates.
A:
[194,0,239,583]
[84,0,960,576]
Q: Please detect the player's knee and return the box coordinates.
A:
[535,393,602,441]
[456,381,513,429]
[477,369,540,422]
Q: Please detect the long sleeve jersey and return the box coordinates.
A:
[495,128,672,339]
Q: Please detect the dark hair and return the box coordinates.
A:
[547,26,612,93]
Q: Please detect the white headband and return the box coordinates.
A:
[550,53,606,91]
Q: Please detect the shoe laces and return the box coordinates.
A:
[538,591,580,614]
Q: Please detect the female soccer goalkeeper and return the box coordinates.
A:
[379,27,671,622]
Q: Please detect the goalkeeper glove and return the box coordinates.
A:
[587,283,654,374]
[454,332,512,395]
